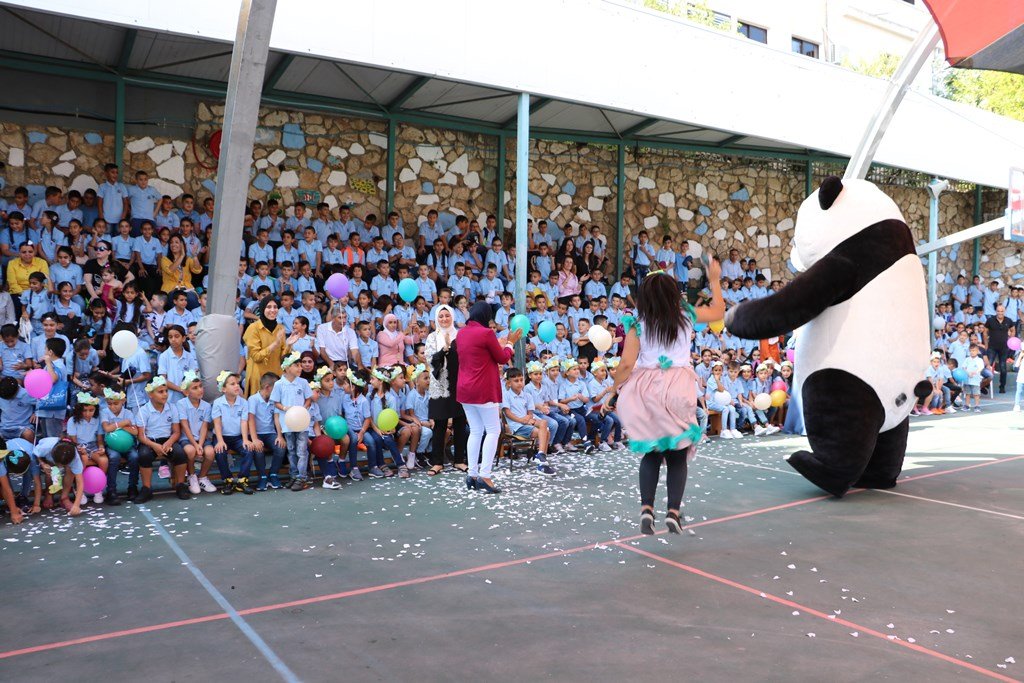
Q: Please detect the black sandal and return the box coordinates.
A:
[453,464,468,473]
[427,465,443,476]
[665,511,682,535]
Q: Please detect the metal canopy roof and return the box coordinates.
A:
[2,0,1023,187]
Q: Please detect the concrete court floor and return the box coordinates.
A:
[0,394,1021,682]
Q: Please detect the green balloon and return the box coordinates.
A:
[324,415,348,440]
[377,408,400,432]
[104,428,135,452]
[510,314,531,335]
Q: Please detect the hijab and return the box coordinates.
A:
[379,313,403,342]
[259,296,280,333]
[469,301,493,326]
[432,304,458,341]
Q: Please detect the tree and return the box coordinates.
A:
[642,0,731,31]
[944,69,1024,123]
[843,52,900,80]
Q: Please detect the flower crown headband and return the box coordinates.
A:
[407,363,427,381]
[216,370,235,390]
[181,370,201,387]
[345,368,366,387]
[76,392,99,406]
[281,352,301,369]
[145,376,167,393]
[103,387,126,401]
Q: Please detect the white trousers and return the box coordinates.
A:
[463,402,501,478]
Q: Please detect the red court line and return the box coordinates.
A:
[1,454,1020,662]
[618,544,1020,683]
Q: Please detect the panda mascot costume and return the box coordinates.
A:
[725,176,928,498]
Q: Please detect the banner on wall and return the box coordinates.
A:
[1007,167,1024,243]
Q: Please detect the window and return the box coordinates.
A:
[738,22,768,44]
[792,37,819,58]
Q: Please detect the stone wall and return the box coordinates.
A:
[0,104,1012,298]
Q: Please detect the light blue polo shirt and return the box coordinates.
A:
[127,185,161,219]
[269,376,312,432]
[67,416,102,449]
[132,235,164,265]
[97,181,129,223]
[135,400,177,441]
[212,395,249,437]
[247,393,277,435]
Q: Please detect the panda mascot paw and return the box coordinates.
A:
[726,176,928,498]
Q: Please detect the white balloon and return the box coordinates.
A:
[284,406,311,432]
[932,316,945,330]
[111,329,139,359]
[753,393,772,411]
[588,325,612,353]
[714,391,732,406]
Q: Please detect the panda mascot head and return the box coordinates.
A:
[725,175,929,498]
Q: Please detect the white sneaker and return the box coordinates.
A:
[322,476,342,490]
[1014,405,1021,413]
[766,425,781,435]
[730,429,744,439]
[754,425,766,436]
[946,406,956,414]
[598,442,613,452]
[719,430,734,439]
[552,443,564,453]
[93,492,104,504]
[198,476,217,493]
[188,473,201,495]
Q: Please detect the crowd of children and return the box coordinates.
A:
[0,169,805,524]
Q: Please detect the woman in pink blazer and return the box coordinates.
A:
[456,301,522,493]
[376,314,415,367]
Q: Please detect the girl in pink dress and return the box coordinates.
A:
[610,260,724,535]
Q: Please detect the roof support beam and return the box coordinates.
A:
[387,75,430,110]
[412,92,515,112]
[715,134,746,147]
[145,50,233,73]
[117,28,137,73]
[262,53,293,90]
[616,143,626,277]
[499,96,550,128]
[620,117,659,138]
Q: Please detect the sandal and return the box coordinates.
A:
[428,465,444,476]
[453,464,468,473]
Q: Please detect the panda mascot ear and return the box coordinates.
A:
[818,176,843,211]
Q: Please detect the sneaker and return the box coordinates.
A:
[911,407,921,416]
[754,425,767,436]
[381,466,394,478]
[290,478,305,491]
[221,479,235,495]
[256,476,269,492]
[719,430,734,439]
[158,464,171,479]
[349,467,363,481]
[268,474,282,489]
[133,487,153,504]
[322,476,342,490]
[535,463,556,476]
[237,478,255,495]
[640,510,655,535]
[730,429,744,439]
[175,483,191,500]
[765,425,781,435]
[199,477,217,493]
[920,408,932,415]
[946,406,956,414]
[188,474,201,495]
[93,492,104,504]
[367,467,385,479]
[598,442,613,452]
[974,406,981,412]
[563,443,578,453]
[105,491,121,506]
[552,443,564,453]
[127,486,138,502]
[398,466,410,479]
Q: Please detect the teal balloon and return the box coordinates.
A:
[693,322,708,332]
[952,368,967,383]
[324,415,348,440]
[104,429,135,452]
[398,278,418,303]
[537,320,556,343]
[510,314,531,335]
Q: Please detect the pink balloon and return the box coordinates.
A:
[1008,336,1022,351]
[24,368,54,399]
[785,349,795,363]
[771,379,788,393]
[82,466,106,495]
[326,273,349,299]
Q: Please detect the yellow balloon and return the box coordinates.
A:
[709,319,725,334]
[377,408,400,432]
[770,390,788,408]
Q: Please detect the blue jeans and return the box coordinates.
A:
[707,402,738,430]
[366,431,404,468]
[536,411,570,445]
[566,407,588,440]
[254,432,285,479]
[696,405,708,432]
[348,432,381,471]
[106,446,139,494]
[284,431,309,480]
[604,411,623,441]
[217,434,255,480]
[584,409,614,442]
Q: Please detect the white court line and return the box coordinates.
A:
[873,489,1024,521]
[700,454,1024,521]
[138,507,302,683]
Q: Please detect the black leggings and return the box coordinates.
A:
[639,449,688,510]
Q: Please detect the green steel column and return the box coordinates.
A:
[114,78,126,176]
[616,143,625,277]
[496,132,507,235]
[972,184,982,277]
[805,158,813,197]
[385,117,397,214]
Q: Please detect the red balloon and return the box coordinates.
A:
[310,435,336,460]
[771,380,788,393]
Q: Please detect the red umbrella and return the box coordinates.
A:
[921,0,1024,74]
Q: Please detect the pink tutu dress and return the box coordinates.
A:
[615,315,702,458]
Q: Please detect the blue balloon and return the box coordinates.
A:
[537,320,556,343]
[510,314,531,335]
[693,322,708,332]
[397,278,418,303]
[952,368,968,383]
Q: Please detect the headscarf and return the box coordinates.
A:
[379,313,403,342]
[468,301,493,326]
[259,296,280,332]
[432,304,457,341]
